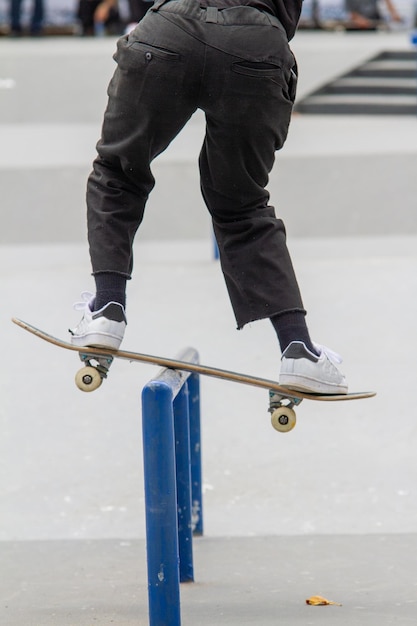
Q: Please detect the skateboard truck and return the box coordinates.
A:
[75,352,114,392]
[269,390,303,433]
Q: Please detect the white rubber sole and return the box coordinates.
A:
[279,374,348,395]
[70,332,123,351]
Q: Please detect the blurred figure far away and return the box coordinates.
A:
[9,0,44,36]
[77,0,122,35]
[345,0,402,29]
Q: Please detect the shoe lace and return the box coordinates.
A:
[73,291,95,312]
[313,343,343,364]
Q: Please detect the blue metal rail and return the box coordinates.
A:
[141,348,202,626]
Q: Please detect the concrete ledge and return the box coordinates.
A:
[0,162,211,244]
[1,33,416,243]
[2,149,416,243]
[272,152,417,237]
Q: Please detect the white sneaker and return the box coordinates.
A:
[69,292,127,350]
[279,341,348,394]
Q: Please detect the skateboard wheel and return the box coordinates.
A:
[75,366,102,392]
[271,406,296,433]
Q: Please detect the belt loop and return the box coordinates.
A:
[151,0,168,12]
[205,6,219,23]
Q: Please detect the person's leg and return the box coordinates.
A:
[77,0,98,35]
[87,16,202,280]
[199,17,303,328]
[345,0,380,28]
[10,0,23,33]
[198,10,347,392]
[30,0,44,34]
[71,11,202,347]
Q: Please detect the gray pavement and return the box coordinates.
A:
[1,29,417,625]
[3,535,417,625]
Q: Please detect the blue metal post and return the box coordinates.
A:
[411,28,417,117]
[173,383,194,583]
[212,230,220,260]
[142,381,181,626]
[187,373,203,536]
[141,349,202,626]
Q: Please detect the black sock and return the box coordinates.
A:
[270,310,318,355]
[94,273,127,311]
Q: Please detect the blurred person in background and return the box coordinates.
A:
[9,0,44,36]
[345,0,402,29]
[77,0,121,35]
[126,0,154,26]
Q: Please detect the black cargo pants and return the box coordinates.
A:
[87,0,305,328]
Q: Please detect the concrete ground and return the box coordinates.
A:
[1,28,417,625]
[3,535,417,625]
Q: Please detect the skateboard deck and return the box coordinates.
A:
[12,317,376,432]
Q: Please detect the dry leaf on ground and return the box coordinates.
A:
[306,595,342,606]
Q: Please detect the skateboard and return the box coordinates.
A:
[12,317,376,433]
